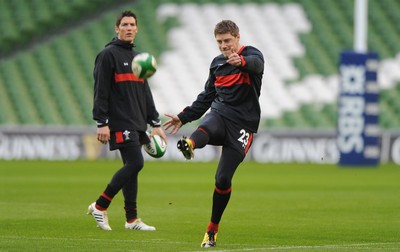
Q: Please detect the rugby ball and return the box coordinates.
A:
[132,53,157,79]
[143,132,167,158]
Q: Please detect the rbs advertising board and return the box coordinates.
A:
[338,51,380,166]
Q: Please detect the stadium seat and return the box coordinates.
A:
[0,68,19,124]
[0,60,41,124]
[0,0,399,130]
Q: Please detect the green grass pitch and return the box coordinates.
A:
[1,160,399,251]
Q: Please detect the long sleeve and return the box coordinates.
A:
[145,82,161,127]
[93,50,113,127]
[240,49,264,75]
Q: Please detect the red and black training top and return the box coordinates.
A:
[93,38,160,132]
[178,45,264,133]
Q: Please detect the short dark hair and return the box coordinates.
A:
[214,20,239,37]
[116,10,137,26]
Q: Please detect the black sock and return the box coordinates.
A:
[211,186,232,224]
[96,184,118,209]
[190,127,209,149]
[125,201,138,222]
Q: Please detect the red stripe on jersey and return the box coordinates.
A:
[215,72,250,87]
[114,73,144,83]
[245,133,253,154]
[237,45,245,54]
[115,131,124,143]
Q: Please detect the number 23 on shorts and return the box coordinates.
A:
[237,129,253,153]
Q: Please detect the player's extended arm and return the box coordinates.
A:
[163,113,183,135]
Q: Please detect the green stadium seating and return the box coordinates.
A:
[0,67,19,124]
[0,59,41,124]
[0,0,399,130]
[0,0,132,54]
[35,45,87,125]
[16,54,64,124]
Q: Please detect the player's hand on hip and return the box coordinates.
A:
[163,113,182,135]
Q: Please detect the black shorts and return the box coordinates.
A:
[199,111,254,158]
[109,130,150,151]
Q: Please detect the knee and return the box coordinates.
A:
[125,161,144,174]
[215,174,231,190]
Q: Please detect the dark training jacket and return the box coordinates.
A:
[93,38,160,132]
[178,45,264,133]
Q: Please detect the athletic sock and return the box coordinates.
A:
[127,217,138,224]
[95,184,118,210]
[190,127,209,149]
[125,204,138,223]
[207,221,219,233]
[211,186,232,225]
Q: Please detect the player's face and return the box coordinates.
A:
[115,16,138,43]
[215,33,240,58]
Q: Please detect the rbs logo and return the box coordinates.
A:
[337,65,365,153]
